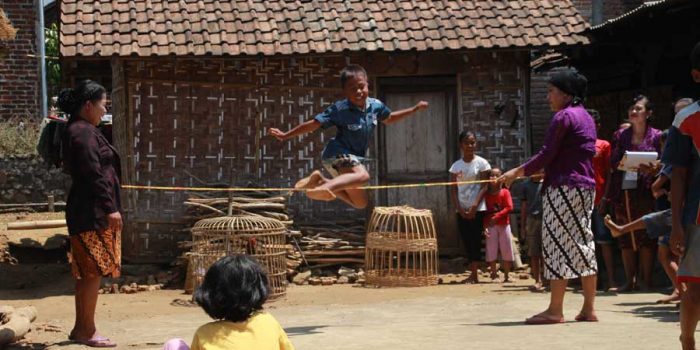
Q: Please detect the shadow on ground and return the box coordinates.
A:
[614,302,679,323]
[285,325,329,336]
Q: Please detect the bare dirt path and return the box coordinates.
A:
[0,269,683,350]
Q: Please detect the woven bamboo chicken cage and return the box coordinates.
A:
[364,206,439,287]
[189,215,288,299]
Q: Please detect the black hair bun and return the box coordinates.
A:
[57,88,77,115]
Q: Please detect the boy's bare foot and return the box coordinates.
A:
[617,282,636,293]
[656,290,681,304]
[306,187,336,201]
[294,170,323,190]
[603,215,623,237]
[529,282,546,292]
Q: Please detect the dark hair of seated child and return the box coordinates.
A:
[194,255,269,323]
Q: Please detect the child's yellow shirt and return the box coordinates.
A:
[190,312,295,350]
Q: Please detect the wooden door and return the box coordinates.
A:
[380,86,460,255]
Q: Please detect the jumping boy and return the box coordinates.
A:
[268,65,428,208]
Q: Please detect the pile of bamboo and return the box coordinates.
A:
[183,193,292,225]
[291,219,366,267]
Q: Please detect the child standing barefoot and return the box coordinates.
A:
[450,131,491,283]
[520,173,545,291]
[268,64,428,208]
[484,168,515,282]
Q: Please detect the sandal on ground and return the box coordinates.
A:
[525,314,565,325]
[72,335,117,348]
[574,313,599,322]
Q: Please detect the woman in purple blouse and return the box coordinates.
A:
[602,95,662,292]
[500,67,598,324]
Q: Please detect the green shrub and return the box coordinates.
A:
[0,118,40,156]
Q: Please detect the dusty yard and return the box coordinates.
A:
[0,212,687,349]
[0,263,686,350]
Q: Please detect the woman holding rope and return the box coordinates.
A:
[499,67,599,324]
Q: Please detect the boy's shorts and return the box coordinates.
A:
[322,154,364,178]
[677,225,700,283]
[591,209,614,244]
[641,209,672,246]
[525,216,543,257]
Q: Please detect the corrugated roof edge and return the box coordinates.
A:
[587,0,690,32]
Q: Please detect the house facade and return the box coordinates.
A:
[60,0,589,262]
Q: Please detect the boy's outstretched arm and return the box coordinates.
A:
[382,101,429,125]
[268,119,321,141]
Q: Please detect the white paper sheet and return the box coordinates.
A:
[617,151,658,172]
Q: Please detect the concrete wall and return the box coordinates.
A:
[0,155,69,204]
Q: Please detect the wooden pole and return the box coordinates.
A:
[7,220,66,230]
[47,195,54,212]
[624,191,637,251]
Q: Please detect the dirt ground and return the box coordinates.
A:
[0,262,687,350]
[0,212,688,349]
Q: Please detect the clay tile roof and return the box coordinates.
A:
[61,0,589,57]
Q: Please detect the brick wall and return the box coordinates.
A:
[0,0,38,120]
[570,0,644,25]
[460,51,529,170]
[603,0,644,20]
[528,72,552,151]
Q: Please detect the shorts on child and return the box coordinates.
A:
[486,224,514,262]
[322,154,364,178]
[641,209,672,246]
[525,215,542,257]
[591,209,614,244]
[457,212,485,263]
[677,225,700,284]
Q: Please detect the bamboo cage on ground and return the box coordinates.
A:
[364,206,439,287]
[189,215,288,299]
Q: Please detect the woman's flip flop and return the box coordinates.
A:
[73,335,117,348]
[525,314,565,325]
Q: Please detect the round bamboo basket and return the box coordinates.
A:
[364,206,439,287]
[189,215,287,299]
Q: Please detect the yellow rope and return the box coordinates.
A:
[121,178,500,193]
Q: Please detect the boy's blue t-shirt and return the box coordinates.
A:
[314,98,392,159]
[661,102,700,226]
[519,180,543,217]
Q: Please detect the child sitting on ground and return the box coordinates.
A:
[483,168,515,283]
[269,64,428,208]
[163,255,294,350]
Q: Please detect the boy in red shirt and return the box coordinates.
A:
[484,168,515,282]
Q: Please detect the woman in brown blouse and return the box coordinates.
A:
[58,80,121,348]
